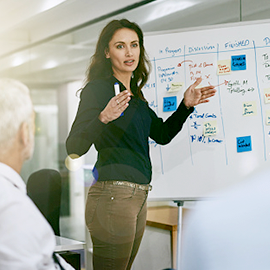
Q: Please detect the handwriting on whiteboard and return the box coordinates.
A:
[157,65,179,83]
[159,47,182,56]
[224,39,250,49]
[190,135,223,144]
[144,31,270,165]
[227,79,255,95]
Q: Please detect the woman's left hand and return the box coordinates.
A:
[183,78,216,108]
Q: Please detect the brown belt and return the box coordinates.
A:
[112,180,152,191]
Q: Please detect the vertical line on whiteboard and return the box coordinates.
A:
[153,57,164,174]
[217,43,229,165]
[253,40,267,161]
[184,45,194,165]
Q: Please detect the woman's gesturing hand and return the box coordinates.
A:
[183,78,216,109]
[99,90,131,124]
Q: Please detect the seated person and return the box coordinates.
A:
[0,78,74,270]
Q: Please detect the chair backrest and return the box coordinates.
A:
[27,169,62,236]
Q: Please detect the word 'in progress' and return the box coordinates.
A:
[237,136,252,153]
[159,47,182,56]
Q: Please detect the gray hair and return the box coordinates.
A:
[0,78,33,150]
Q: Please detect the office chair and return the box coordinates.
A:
[27,169,82,270]
[27,169,62,236]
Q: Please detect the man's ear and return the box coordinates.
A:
[19,122,29,147]
[105,48,110,59]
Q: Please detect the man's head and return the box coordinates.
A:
[0,78,35,172]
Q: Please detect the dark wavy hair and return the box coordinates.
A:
[85,19,151,100]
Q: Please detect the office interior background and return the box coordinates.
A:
[1,0,270,269]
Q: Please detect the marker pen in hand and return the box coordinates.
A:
[114,82,120,95]
[114,83,123,116]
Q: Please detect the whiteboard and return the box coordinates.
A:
[143,20,270,200]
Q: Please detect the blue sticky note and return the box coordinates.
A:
[163,96,177,112]
[231,55,246,71]
[236,136,252,153]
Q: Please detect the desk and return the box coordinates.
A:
[55,236,85,270]
[147,206,182,269]
[55,236,85,252]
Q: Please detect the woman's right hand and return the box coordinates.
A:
[98,90,131,124]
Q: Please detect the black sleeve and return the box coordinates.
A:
[149,99,194,145]
[66,81,111,157]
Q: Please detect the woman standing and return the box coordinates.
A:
[66,19,216,270]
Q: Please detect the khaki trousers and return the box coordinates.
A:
[85,181,149,270]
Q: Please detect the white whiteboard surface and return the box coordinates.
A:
[143,20,270,200]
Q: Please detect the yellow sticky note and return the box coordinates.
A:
[264,88,270,104]
[243,101,257,116]
[203,120,217,137]
[217,59,231,75]
[266,110,270,125]
[168,82,184,92]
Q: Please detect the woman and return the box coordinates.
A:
[66,19,216,270]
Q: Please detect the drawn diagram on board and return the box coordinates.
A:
[143,21,270,199]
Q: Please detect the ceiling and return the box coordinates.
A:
[1,0,270,89]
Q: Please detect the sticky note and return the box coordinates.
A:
[237,136,252,153]
[231,55,246,71]
[163,96,177,112]
[168,82,184,93]
[266,110,270,125]
[203,120,217,137]
[217,59,231,75]
[264,88,270,103]
[243,101,257,116]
